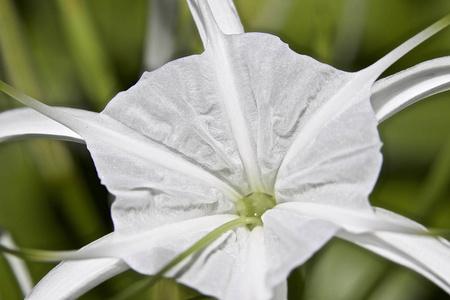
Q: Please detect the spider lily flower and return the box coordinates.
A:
[1,0,450,299]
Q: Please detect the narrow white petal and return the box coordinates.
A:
[144,0,177,70]
[26,234,128,300]
[371,56,450,122]
[187,0,244,47]
[275,202,422,234]
[0,231,33,296]
[0,107,83,143]
[364,15,450,81]
[338,207,450,294]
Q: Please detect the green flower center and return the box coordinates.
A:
[235,192,276,230]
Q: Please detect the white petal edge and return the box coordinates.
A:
[26,234,128,300]
[371,56,450,122]
[187,0,244,47]
[0,107,83,143]
[337,207,450,294]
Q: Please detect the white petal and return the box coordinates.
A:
[178,226,270,300]
[187,0,244,47]
[371,56,450,122]
[338,207,450,294]
[26,234,128,300]
[0,107,83,143]
[241,227,270,300]
[84,215,277,300]
[176,224,283,300]
[77,215,261,300]
[262,209,339,295]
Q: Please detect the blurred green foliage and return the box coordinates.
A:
[0,0,449,299]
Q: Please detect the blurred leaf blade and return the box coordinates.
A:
[56,0,118,109]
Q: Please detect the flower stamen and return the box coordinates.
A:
[235,192,276,230]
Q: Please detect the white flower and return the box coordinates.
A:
[1,1,450,299]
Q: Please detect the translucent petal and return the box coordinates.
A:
[371,56,450,122]
[0,107,83,143]
[144,0,178,70]
[338,208,450,294]
[272,281,287,300]
[26,234,128,300]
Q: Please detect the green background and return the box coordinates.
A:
[0,0,449,299]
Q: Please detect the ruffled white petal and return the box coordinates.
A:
[371,56,450,122]
[338,208,450,294]
[26,234,128,300]
[0,107,83,143]
[275,92,381,211]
